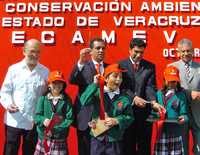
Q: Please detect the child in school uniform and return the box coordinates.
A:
[80,64,134,155]
[34,71,73,155]
[152,66,189,155]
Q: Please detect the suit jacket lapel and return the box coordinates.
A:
[136,60,144,75]
[179,60,191,82]
[188,62,195,82]
[88,61,97,75]
[88,61,108,75]
[126,58,135,75]
[103,63,108,68]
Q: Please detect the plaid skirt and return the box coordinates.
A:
[34,139,68,155]
[154,133,184,155]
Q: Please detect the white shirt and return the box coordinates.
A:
[129,56,140,66]
[165,89,175,97]
[104,86,120,99]
[92,60,104,75]
[0,59,49,130]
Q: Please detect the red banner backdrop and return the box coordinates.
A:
[0,0,200,154]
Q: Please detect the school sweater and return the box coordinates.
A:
[152,90,189,136]
[34,95,73,141]
[80,83,134,142]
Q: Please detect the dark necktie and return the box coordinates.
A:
[184,63,190,78]
[132,63,139,71]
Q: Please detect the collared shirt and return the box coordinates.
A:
[92,60,104,75]
[181,60,192,66]
[77,59,104,75]
[47,93,63,105]
[0,59,49,130]
[104,86,120,99]
[129,56,140,66]
[165,89,175,97]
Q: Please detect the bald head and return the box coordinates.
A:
[23,39,41,69]
[24,39,41,53]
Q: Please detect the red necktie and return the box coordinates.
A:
[95,63,100,74]
[132,63,139,71]
[99,76,105,120]
[95,63,105,120]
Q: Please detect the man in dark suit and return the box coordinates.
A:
[69,38,108,155]
[119,38,163,155]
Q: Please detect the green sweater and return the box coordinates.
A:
[34,95,73,141]
[80,83,134,142]
[152,90,189,135]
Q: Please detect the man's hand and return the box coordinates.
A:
[7,103,19,113]
[104,117,118,127]
[78,48,91,64]
[93,74,101,84]
[191,91,200,100]
[133,96,146,108]
[151,101,166,113]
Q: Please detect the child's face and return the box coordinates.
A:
[105,72,122,91]
[49,80,65,96]
[166,81,177,89]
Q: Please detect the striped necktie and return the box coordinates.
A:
[184,63,190,78]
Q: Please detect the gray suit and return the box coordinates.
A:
[170,60,200,155]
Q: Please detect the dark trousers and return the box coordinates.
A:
[190,116,200,155]
[181,123,189,155]
[77,129,91,155]
[91,137,123,155]
[123,121,152,155]
[3,125,37,155]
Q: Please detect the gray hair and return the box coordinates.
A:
[177,38,193,50]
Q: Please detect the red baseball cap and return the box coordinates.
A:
[48,71,66,84]
[104,64,127,78]
[164,66,180,82]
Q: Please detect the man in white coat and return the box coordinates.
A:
[0,39,49,155]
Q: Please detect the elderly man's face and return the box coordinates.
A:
[90,41,106,63]
[178,44,193,63]
[129,46,145,63]
[23,40,40,66]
